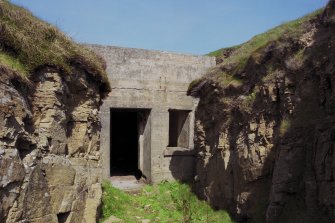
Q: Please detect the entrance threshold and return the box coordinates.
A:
[110,175,146,193]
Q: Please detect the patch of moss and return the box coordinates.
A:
[0,51,26,76]
[239,86,259,113]
[279,118,291,136]
[218,73,243,87]
[245,87,258,104]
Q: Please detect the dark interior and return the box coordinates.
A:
[169,111,179,147]
[168,110,189,147]
[110,110,140,176]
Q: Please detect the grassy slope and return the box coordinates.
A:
[186,9,323,95]
[207,9,322,73]
[192,7,330,222]
[0,0,109,88]
[101,181,235,223]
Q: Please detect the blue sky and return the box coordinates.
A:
[11,0,329,55]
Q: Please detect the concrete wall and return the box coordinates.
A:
[88,44,215,183]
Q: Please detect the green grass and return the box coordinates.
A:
[207,45,242,57]
[208,48,225,58]
[189,9,323,94]
[239,87,259,113]
[0,1,109,89]
[217,72,243,88]
[100,181,235,223]
[0,51,26,76]
[208,9,323,71]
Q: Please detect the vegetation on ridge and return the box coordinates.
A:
[0,0,109,89]
[100,181,234,223]
[207,9,323,72]
[188,8,323,106]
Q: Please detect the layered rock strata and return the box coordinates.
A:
[191,1,335,222]
[0,67,104,223]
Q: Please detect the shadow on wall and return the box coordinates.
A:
[168,149,196,183]
[190,5,335,223]
[192,82,279,223]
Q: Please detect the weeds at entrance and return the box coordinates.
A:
[100,181,234,223]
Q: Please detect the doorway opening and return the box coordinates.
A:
[110,108,151,180]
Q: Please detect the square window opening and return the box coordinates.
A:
[168,110,190,148]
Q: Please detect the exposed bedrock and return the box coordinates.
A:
[0,68,103,223]
[192,1,335,222]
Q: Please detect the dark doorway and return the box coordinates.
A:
[110,110,140,176]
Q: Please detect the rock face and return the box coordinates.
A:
[192,1,335,222]
[0,67,104,223]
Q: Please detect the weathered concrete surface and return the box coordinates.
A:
[88,45,215,183]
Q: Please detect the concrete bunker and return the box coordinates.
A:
[88,44,215,183]
[110,108,151,179]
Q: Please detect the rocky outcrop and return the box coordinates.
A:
[0,67,105,223]
[191,1,335,222]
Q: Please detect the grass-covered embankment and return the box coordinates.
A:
[0,0,109,90]
[197,9,324,92]
[100,181,234,223]
[207,9,322,69]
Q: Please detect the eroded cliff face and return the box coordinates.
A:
[0,67,104,223]
[192,2,335,222]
